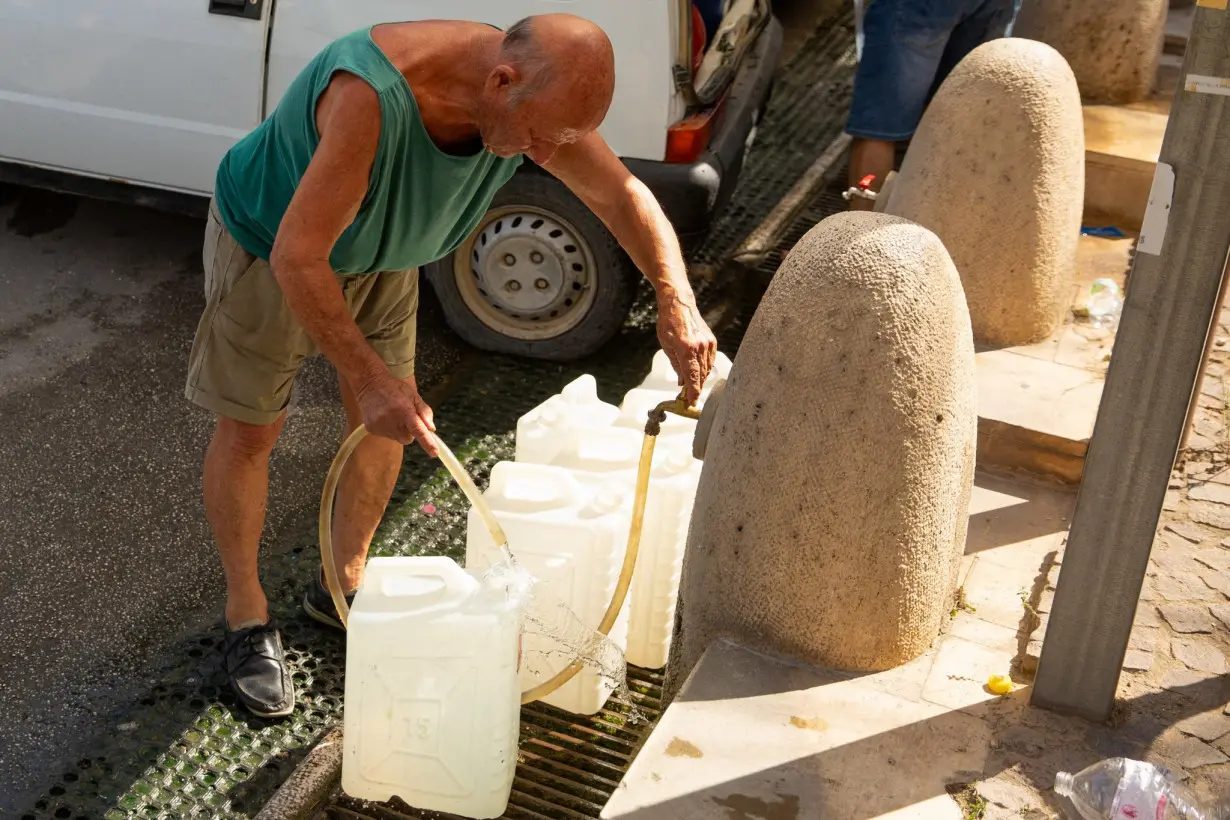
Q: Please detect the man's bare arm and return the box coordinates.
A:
[543,133,717,400]
[543,133,692,303]
[268,73,436,451]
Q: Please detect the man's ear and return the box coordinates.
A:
[489,64,518,92]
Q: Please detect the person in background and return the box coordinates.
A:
[844,0,1021,210]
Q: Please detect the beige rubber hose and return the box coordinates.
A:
[319,396,698,705]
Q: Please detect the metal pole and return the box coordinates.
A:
[1031,4,1230,721]
[1178,253,1230,454]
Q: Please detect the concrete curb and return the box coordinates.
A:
[255,727,342,820]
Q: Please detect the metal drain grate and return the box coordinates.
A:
[321,666,664,820]
[15,8,857,820]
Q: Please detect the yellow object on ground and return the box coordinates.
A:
[987,674,1013,695]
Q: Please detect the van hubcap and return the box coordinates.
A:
[455,206,597,341]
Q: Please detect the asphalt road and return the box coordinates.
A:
[0,185,464,811]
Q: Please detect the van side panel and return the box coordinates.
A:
[0,1,268,195]
[266,1,678,162]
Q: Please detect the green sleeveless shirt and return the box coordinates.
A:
[214,26,522,274]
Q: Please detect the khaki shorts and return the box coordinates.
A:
[185,199,418,426]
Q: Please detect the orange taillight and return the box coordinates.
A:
[666,109,716,164]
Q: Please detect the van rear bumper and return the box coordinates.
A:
[623,14,783,248]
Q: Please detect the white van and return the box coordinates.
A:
[0,1,781,360]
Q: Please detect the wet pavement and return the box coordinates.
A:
[0,186,464,812]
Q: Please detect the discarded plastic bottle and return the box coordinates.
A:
[1055,757,1228,819]
[1086,278,1123,328]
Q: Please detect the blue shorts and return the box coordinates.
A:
[847,0,1021,142]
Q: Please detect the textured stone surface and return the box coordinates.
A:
[883,38,1084,346]
[1194,550,1230,573]
[1167,522,1211,543]
[1163,667,1209,691]
[1158,604,1216,634]
[1178,712,1230,743]
[1200,571,1230,599]
[1156,573,1220,603]
[1172,639,1228,675]
[1191,483,1230,506]
[673,213,977,679]
[1210,603,1230,630]
[1014,0,1166,104]
[1192,502,1230,530]
[1165,735,1230,770]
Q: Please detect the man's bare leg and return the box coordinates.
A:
[848,137,897,212]
[330,374,406,592]
[204,413,286,628]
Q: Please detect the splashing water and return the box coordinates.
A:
[480,553,648,726]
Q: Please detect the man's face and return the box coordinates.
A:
[477,69,599,165]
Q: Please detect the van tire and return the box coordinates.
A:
[425,172,639,362]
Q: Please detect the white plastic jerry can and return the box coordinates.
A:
[342,557,521,819]
[466,461,632,716]
[614,350,733,442]
[633,349,735,394]
[515,374,620,465]
[512,424,703,671]
[624,450,703,670]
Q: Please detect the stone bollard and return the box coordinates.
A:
[1014,0,1166,105]
[881,37,1084,347]
[668,212,977,691]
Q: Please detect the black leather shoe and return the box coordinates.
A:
[302,569,355,631]
[221,619,295,718]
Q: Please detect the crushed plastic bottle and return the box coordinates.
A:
[1085,278,1123,328]
[1055,757,1229,819]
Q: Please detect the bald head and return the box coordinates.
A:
[500,14,615,116]
[475,14,616,163]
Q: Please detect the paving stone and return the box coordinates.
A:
[1159,604,1216,634]
[1172,477,1187,489]
[1201,571,1230,599]
[1191,432,1219,452]
[1166,491,1182,511]
[1196,418,1225,443]
[1135,605,1164,628]
[1164,667,1211,691]
[1156,573,1221,603]
[1140,579,1161,602]
[976,776,1050,820]
[1211,604,1230,631]
[1152,551,1205,574]
[1173,639,1228,675]
[1123,650,1154,672]
[1194,549,1230,573]
[1192,483,1230,506]
[1129,626,1160,651]
[600,639,992,820]
[1177,712,1230,743]
[1168,522,1212,543]
[1166,735,1230,769]
[1192,502,1230,531]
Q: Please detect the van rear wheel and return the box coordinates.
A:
[425,173,638,362]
